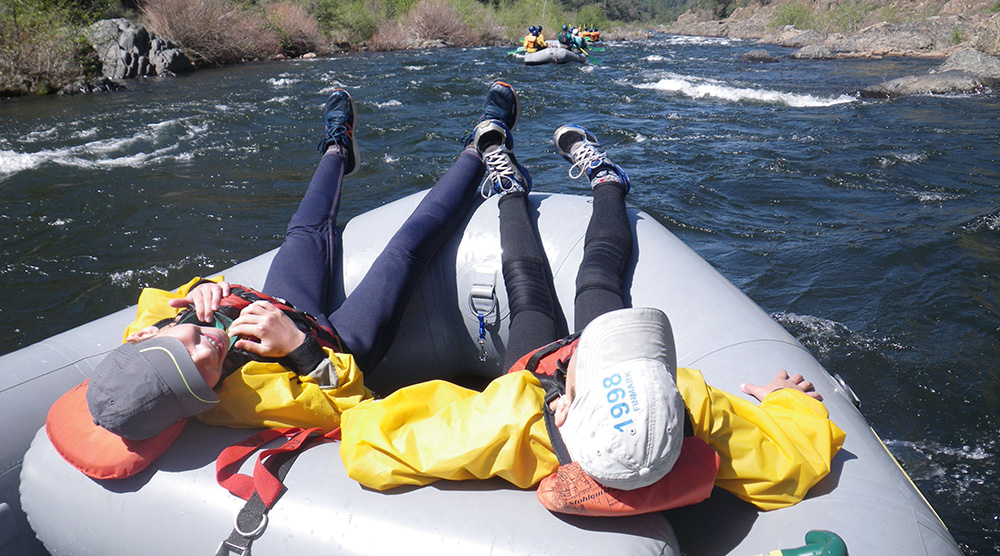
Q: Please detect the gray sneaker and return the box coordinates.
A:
[553,125,630,192]
[474,120,532,198]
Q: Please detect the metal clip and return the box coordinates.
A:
[468,268,498,362]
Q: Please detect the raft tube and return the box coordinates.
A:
[8,192,964,555]
[524,47,587,65]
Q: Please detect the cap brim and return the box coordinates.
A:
[47,380,187,480]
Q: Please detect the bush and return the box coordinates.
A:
[821,0,874,33]
[304,0,384,46]
[266,2,324,56]
[0,0,92,95]
[369,0,501,49]
[141,0,280,65]
[576,4,610,30]
[768,2,813,30]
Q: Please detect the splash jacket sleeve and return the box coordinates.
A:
[340,371,560,490]
[678,367,846,511]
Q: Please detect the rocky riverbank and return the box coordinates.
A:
[666,0,1000,59]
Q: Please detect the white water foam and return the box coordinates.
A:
[884,437,995,497]
[963,211,1000,232]
[267,77,299,87]
[773,312,905,355]
[644,54,667,62]
[0,117,201,178]
[634,74,856,107]
[376,100,403,108]
[660,35,739,47]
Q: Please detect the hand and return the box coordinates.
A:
[168,281,231,322]
[741,370,822,402]
[228,301,306,358]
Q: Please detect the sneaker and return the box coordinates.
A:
[316,89,360,176]
[479,81,520,132]
[474,120,531,198]
[553,125,630,193]
[464,81,520,147]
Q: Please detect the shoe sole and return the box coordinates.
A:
[492,81,520,131]
[553,124,596,162]
[330,89,361,176]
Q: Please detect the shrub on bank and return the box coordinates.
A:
[141,0,281,65]
[0,0,109,95]
[768,2,813,31]
[267,2,326,56]
[369,0,503,50]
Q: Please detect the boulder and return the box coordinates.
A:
[937,49,1000,83]
[86,18,194,79]
[791,45,835,59]
[741,48,778,62]
[860,70,985,98]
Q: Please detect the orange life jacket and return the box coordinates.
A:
[508,336,720,516]
[523,34,538,52]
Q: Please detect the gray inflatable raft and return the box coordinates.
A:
[8,192,963,555]
[524,46,587,65]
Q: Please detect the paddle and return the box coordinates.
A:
[580,46,600,65]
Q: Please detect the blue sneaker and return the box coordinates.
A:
[464,81,520,147]
[474,120,531,198]
[553,125,630,193]
[316,89,360,176]
[479,81,519,131]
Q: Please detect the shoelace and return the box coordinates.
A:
[481,147,522,199]
[316,114,350,153]
[567,140,607,180]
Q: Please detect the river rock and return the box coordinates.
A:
[859,48,1000,97]
[741,49,778,62]
[87,18,194,79]
[860,70,985,97]
[791,45,835,59]
[936,49,1000,82]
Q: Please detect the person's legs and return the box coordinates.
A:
[329,82,520,373]
[553,125,633,332]
[263,89,358,326]
[328,150,484,371]
[470,116,556,372]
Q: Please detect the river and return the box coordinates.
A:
[1,33,997,554]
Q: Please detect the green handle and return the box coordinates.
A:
[757,531,847,556]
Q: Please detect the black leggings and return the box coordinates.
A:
[499,183,632,371]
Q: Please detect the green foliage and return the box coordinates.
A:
[576,4,609,29]
[304,0,384,43]
[950,26,966,44]
[769,2,813,30]
[821,0,873,32]
[991,0,1000,13]
[0,0,93,95]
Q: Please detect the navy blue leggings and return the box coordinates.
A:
[499,182,632,371]
[263,150,484,372]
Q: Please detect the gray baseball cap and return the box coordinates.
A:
[86,337,219,440]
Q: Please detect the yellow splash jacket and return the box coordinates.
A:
[340,368,845,511]
[127,278,844,511]
[124,277,371,431]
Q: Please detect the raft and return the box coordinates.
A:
[524,46,587,65]
[4,191,964,555]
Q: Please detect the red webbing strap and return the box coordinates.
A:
[216,428,299,502]
[216,427,342,506]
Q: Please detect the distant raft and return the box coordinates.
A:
[7,191,965,556]
[524,46,587,65]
